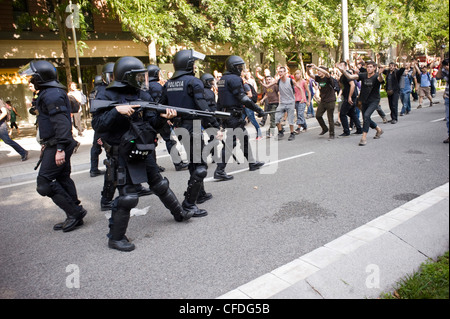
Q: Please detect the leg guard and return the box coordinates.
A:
[184,165,207,205]
[182,166,208,218]
[109,187,138,243]
[150,177,193,222]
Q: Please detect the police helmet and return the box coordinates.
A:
[172,49,206,79]
[93,75,103,87]
[200,73,215,89]
[147,64,161,82]
[101,62,115,85]
[108,56,148,90]
[225,55,246,76]
[18,60,66,90]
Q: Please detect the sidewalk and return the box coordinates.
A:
[218,183,449,299]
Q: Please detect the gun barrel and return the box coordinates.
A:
[90,99,231,119]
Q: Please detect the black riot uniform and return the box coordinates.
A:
[201,73,219,158]
[160,49,219,217]
[92,56,193,252]
[214,55,265,180]
[19,60,87,232]
[147,64,188,172]
[90,63,153,212]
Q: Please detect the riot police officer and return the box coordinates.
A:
[90,62,153,210]
[160,49,220,217]
[88,65,112,177]
[92,56,193,252]
[19,60,87,232]
[147,64,188,172]
[214,55,265,180]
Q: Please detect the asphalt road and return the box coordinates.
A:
[0,100,448,299]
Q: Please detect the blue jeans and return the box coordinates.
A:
[295,101,307,128]
[242,108,262,137]
[400,90,411,115]
[445,97,449,136]
[0,122,27,158]
[306,100,315,117]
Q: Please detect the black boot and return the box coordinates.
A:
[53,219,83,231]
[136,184,153,197]
[214,167,234,181]
[108,209,135,252]
[249,161,265,171]
[101,197,113,211]
[174,162,189,171]
[50,192,86,232]
[183,175,208,218]
[62,206,87,232]
[197,183,213,204]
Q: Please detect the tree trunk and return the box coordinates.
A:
[52,0,72,86]
[148,39,157,65]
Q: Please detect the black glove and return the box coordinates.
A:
[256,108,265,118]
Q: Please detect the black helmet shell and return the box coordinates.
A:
[147,64,161,81]
[108,56,147,90]
[19,60,65,90]
[200,73,215,89]
[225,55,246,76]
[172,49,205,79]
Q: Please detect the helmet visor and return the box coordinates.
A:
[192,50,206,61]
[18,62,36,77]
[236,63,246,75]
[103,72,113,85]
[125,70,149,91]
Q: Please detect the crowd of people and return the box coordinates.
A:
[1,51,448,253]
[217,54,449,146]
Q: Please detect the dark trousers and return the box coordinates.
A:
[361,100,379,133]
[387,91,400,121]
[340,97,362,134]
[217,113,254,170]
[316,100,335,135]
[37,140,80,216]
[90,131,102,172]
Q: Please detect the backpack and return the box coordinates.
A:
[247,83,258,103]
[331,77,340,94]
[68,95,80,113]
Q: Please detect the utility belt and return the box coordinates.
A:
[42,137,58,147]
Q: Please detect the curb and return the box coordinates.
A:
[217,183,449,299]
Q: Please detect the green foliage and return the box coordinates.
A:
[382,251,449,299]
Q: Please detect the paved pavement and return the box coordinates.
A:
[1,91,449,299]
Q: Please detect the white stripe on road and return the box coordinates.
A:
[204,151,315,183]
[430,118,445,123]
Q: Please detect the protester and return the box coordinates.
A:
[0,99,28,161]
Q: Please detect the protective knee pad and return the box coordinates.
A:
[36,176,54,197]
[151,177,170,196]
[116,194,139,210]
[192,165,207,181]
